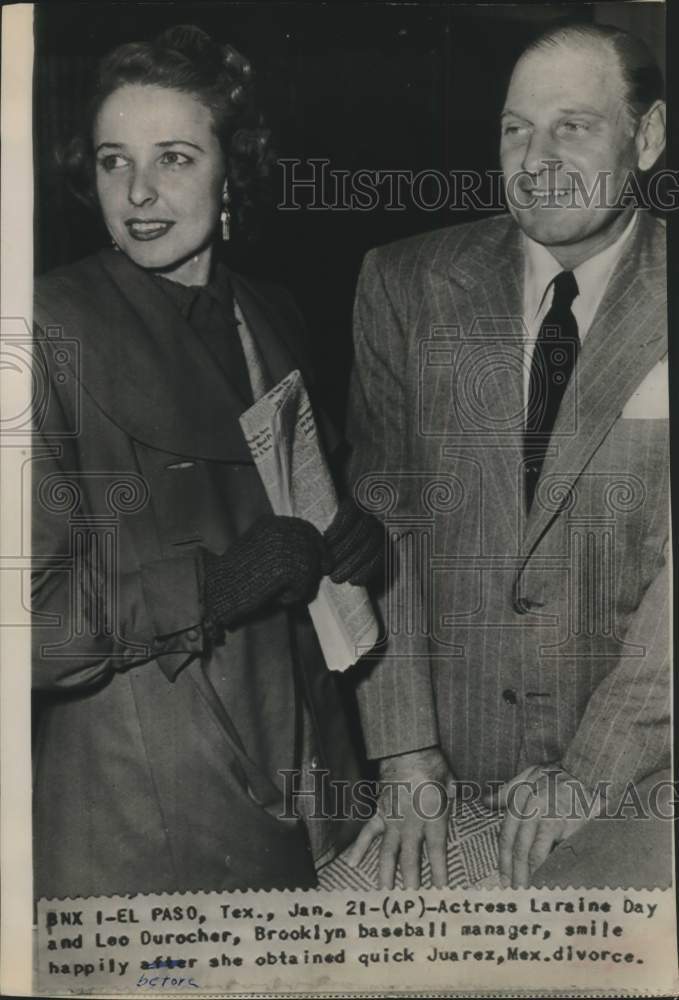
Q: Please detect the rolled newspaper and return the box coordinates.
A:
[239,370,379,672]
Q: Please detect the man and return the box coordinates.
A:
[345,21,670,890]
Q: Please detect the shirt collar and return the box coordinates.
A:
[523,210,638,324]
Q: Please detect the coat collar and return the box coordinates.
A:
[37,249,303,462]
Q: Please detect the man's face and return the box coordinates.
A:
[500,40,640,251]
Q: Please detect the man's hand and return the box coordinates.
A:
[488,764,604,888]
[345,747,453,889]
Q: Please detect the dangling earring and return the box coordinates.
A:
[220,186,231,241]
[111,237,120,252]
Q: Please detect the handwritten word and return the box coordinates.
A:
[136,974,199,989]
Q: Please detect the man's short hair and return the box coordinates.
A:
[522,20,664,123]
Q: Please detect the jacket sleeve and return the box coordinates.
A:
[562,536,671,793]
[345,248,439,760]
[31,348,206,693]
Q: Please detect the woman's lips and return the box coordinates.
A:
[125,220,175,241]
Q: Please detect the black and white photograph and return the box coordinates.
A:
[0,1,676,995]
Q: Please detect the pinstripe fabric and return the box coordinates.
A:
[347,211,669,793]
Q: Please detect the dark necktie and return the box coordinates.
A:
[524,270,580,512]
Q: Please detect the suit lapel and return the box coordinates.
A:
[522,211,667,557]
[428,216,525,440]
[428,218,526,554]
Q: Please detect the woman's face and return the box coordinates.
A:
[93,84,226,285]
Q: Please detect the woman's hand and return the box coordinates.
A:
[201,498,386,631]
[322,497,386,586]
[200,514,325,628]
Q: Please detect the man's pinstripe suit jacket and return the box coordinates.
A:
[347,210,669,793]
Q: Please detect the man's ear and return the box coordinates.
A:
[635,100,666,170]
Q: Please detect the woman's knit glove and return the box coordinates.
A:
[322,497,386,586]
[201,515,325,628]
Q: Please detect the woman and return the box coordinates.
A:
[32,24,380,898]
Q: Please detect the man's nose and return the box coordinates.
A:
[127,166,158,207]
[521,130,561,177]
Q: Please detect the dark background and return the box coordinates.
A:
[33,1,667,427]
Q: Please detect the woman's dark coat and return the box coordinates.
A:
[32,248,360,899]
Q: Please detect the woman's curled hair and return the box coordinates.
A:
[59,24,275,240]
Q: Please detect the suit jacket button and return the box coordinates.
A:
[502,688,518,705]
[186,628,199,641]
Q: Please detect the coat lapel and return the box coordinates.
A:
[92,249,259,461]
[522,211,667,557]
[428,218,526,554]
[35,250,311,463]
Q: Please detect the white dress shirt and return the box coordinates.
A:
[521,211,638,410]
